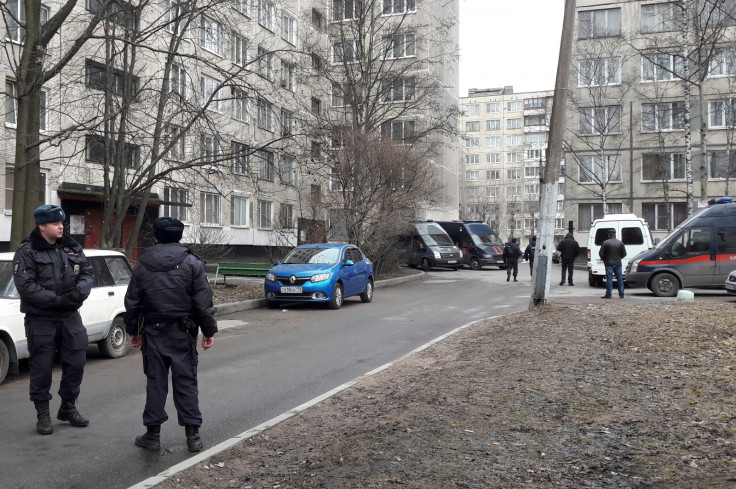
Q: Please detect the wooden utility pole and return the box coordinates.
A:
[530,0,576,307]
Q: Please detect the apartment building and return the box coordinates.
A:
[1,0,459,256]
[459,86,564,245]
[567,0,736,244]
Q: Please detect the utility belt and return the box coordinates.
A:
[144,317,194,333]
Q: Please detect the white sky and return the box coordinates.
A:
[459,0,566,96]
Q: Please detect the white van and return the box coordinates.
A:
[587,214,654,287]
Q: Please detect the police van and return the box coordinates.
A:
[437,220,506,270]
[587,214,654,287]
[625,197,736,297]
[397,220,463,271]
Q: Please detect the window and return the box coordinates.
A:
[487,187,500,198]
[331,82,348,107]
[708,99,736,128]
[311,97,321,115]
[527,149,543,161]
[642,54,683,82]
[256,149,274,180]
[257,200,272,228]
[579,106,621,134]
[330,168,343,191]
[508,187,521,197]
[642,153,686,181]
[642,202,687,231]
[381,120,415,144]
[280,156,296,184]
[257,47,274,80]
[641,2,681,33]
[232,34,249,67]
[200,75,221,111]
[709,151,736,179]
[5,80,17,126]
[333,40,358,62]
[465,121,480,132]
[279,203,294,228]
[232,141,249,174]
[281,14,295,44]
[381,77,415,102]
[6,0,49,43]
[525,115,547,127]
[312,8,324,29]
[578,203,604,231]
[579,155,621,183]
[486,102,500,113]
[506,101,521,112]
[524,97,546,109]
[200,16,221,54]
[486,136,500,147]
[169,63,188,98]
[642,102,685,131]
[466,137,480,148]
[200,134,220,166]
[311,52,322,70]
[259,0,275,30]
[527,133,545,143]
[5,167,45,213]
[164,187,189,222]
[200,192,221,225]
[466,187,481,198]
[578,8,621,39]
[85,59,140,97]
[486,119,500,130]
[525,165,541,176]
[487,170,500,180]
[506,118,521,130]
[465,154,480,164]
[232,88,249,122]
[506,135,522,146]
[164,0,188,35]
[466,171,480,181]
[708,50,736,77]
[231,196,249,226]
[383,0,415,15]
[333,0,359,20]
[383,32,415,59]
[281,108,294,136]
[507,169,522,179]
[257,97,273,130]
[487,153,500,163]
[85,135,139,168]
[280,60,295,91]
[163,124,186,160]
[466,104,480,115]
[524,183,540,196]
[311,141,321,159]
[233,0,250,16]
[579,58,621,86]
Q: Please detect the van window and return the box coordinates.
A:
[716,227,736,253]
[620,227,644,245]
[594,228,613,245]
[416,223,453,246]
[670,226,712,258]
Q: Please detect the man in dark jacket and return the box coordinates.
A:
[503,238,522,282]
[124,217,217,453]
[13,204,94,435]
[523,236,536,276]
[599,229,627,299]
[556,233,580,286]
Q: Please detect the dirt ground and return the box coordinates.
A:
[156,296,736,489]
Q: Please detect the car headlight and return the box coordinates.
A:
[311,273,331,283]
[266,272,276,282]
[481,254,491,258]
[630,259,640,273]
[433,251,441,259]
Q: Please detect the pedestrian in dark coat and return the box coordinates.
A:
[503,238,522,282]
[523,236,537,275]
[599,229,627,299]
[13,204,94,435]
[124,217,218,453]
[556,232,580,285]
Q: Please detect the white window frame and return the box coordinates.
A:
[641,2,681,33]
[708,49,736,77]
[506,101,521,112]
[708,99,736,128]
[165,0,189,36]
[200,133,220,167]
[232,141,249,175]
[579,58,621,86]
[200,74,221,111]
[383,32,415,59]
[465,154,480,164]
[579,155,622,183]
[488,170,500,180]
[256,149,274,180]
[487,153,500,163]
[164,186,189,222]
[333,39,358,63]
[232,88,249,122]
[232,33,249,67]
[641,153,686,181]
[231,196,249,227]
[6,0,49,43]
[465,121,480,132]
[466,137,480,148]
[200,191,221,225]
[486,136,500,147]
[642,53,683,82]
[5,80,17,127]
[258,0,275,30]
[486,119,500,130]
[506,118,521,130]
[506,135,522,146]
[578,8,621,39]
[486,102,500,113]
[466,170,480,182]
[280,59,295,91]
[233,0,250,16]
[257,200,272,228]
[280,155,296,185]
[465,104,480,115]
[281,13,296,44]
[257,97,273,131]
[170,63,188,98]
[579,106,621,135]
[279,203,294,228]
[257,46,274,80]
[382,0,415,15]
[642,102,685,132]
[200,15,221,55]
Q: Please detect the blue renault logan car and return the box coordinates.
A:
[264,243,374,309]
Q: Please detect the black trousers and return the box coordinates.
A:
[561,259,575,283]
[506,261,519,277]
[141,323,201,428]
[25,313,88,403]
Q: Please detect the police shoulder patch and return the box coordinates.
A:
[13,260,19,274]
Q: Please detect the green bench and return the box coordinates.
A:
[214,263,272,284]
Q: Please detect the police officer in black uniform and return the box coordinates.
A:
[13,204,94,435]
[124,217,217,453]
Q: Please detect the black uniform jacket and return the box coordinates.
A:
[556,234,581,261]
[123,243,217,338]
[13,229,94,318]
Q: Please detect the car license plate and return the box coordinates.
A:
[448,260,456,264]
[727,283,736,291]
[280,286,302,293]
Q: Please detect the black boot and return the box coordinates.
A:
[185,425,203,453]
[57,400,89,427]
[135,425,161,451]
[34,401,53,435]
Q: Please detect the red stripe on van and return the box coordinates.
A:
[639,254,736,267]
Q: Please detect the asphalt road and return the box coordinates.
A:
[0,266,732,489]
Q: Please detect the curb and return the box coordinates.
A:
[213,270,425,317]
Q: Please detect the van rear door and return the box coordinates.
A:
[715,226,736,282]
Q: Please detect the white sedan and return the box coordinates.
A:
[0,249,133,384]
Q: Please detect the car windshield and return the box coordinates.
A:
[283,247,340,265]
[415,223,454,246]
[0,261,19,299]
[471,233,502,247]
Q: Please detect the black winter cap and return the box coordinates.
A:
[33,204,66,225]
[153,217,184,243]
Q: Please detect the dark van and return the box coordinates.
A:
[437,220,506,270]
[397,221,463,271]
[625,198,736,297]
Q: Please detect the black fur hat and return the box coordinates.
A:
[153,217,184,243]
[33,205,65,225]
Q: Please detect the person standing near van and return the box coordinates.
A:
[557,233,580,286]
[503,238,522,282]
[523,236,536,276]
[599,229,627,299]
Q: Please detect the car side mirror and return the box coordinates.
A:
[344,259,354,267]
[274,260,281,265]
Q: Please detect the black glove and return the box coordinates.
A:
[55,291,83,311]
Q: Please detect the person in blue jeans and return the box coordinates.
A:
[598,229,627,299]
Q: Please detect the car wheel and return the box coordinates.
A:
[360,279,374,303]
[0,339,9,385]
[588,273,596,287]
[329,283,344,309]
[651,272,679,297]
[469,258,480,270]
[421,259,430,272]
[97,316,130,359]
